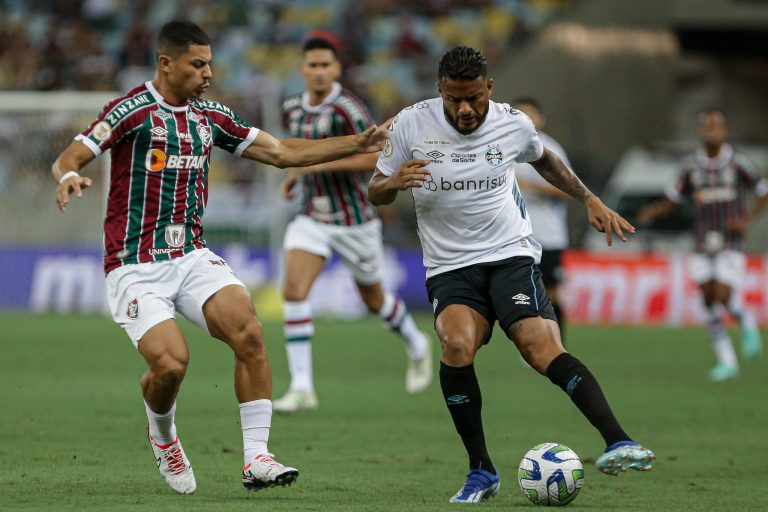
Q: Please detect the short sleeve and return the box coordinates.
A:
[666,166,692,203]
[376,111,412,176]
[336,94,374,135]
[200,100,259,157]
[75,92,154,156]
[514,114,544,164]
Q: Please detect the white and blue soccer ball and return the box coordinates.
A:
[518,442,584,506]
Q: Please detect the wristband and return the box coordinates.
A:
[59,171,80,184]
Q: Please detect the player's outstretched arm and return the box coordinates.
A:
[368,160,431,206]
[531,148,635,246]
[242,122,390,169]
[52,140,96,213]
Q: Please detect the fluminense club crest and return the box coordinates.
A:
[165,224,186,248]
[127,298,139,319]
[485,144,503,166]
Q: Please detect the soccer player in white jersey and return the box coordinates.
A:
[273,36,432,413]
[638,110,768,381]
[513,98,572,341]
[369,46,655,503]
[51,21,389,495]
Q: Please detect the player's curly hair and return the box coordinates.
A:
[156,20,211,58]
[438,46,487,82]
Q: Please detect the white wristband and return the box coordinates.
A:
[59,171,80,183]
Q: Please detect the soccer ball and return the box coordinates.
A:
[518,442,584,506]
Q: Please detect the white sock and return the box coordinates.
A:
[240,399,272,465]
[705,306,738,368]
[145,400,177,446]
[378,292,426,360]
[284,300,314,391]
[727,295,757,332]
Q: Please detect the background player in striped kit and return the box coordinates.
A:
[513,98,572,341]
[273,36,432,413]
[638,109,768,381]
[51,20,389,494]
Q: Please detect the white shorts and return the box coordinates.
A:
[688,250,746,288]
[283,215,383,285]
[105,248,246,347]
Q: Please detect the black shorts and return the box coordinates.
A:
[538,249,564,287]
[426,256,557,339]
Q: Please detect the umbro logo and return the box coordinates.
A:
[426,150,444,160]
[447,394,469,405]
[512,293,530,305]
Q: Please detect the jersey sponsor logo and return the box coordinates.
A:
[92,121,112,142]
[152,110,172,119]
[485,144,503,166]
[405,102,430,110]
[150,126,168,141]
[425,173,508,192]
[188,112,203,121]
[426,150,444,163]
[512,293,530,305]
[694,187,737,204]
[144,150,206,171]
[383,139,393,157]
[127,298,139,319]
[197,124,212,146]
[165,224,186,248]
[146,149,166,171]
[451,152,476,163]
[116,249,129,259]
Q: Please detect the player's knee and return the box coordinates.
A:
[231,319,267,360]
[153,353,188,385]
[438,333,475,365]
[283,285,310,302]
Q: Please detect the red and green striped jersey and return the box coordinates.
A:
[283,82,377,226]
[77,81,259,273]
[669,143,768,252]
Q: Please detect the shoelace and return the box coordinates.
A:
[160,444,187,475]
[253,453,281,467]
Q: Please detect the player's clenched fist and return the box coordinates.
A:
[390,159,432,190]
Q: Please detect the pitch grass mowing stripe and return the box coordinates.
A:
[0,313,765,511]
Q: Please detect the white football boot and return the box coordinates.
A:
[406,332,433,394]
[149,435,196,494]
[272,389,318,413]
[242,453,299,491]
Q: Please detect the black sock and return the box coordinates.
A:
[439,362,495,473]
[546,353,630,446]
[552,302,565,345]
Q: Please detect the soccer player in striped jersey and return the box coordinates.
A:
[638,110,768,381]
[370,46,654,503]
[273,36,433,413]
[51,20,389,495]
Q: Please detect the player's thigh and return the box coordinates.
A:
[173,249,250,338]
[105,259,180,348]
[137,318,190,372]
[201,284,263,349]
[714,250,746,290]
[488,256,557,334]
[332,219,383,285]
[284,249,326,300]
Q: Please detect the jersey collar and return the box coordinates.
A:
[695,143,733,169]
[145,81,189,112]
[301,82,342,113]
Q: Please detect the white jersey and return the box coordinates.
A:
[377,98,544,278]
[514,132,571,249]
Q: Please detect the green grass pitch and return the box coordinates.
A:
[0,312,765,511]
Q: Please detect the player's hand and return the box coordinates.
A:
[56,175,93,212]
[727,217,749,235]
[281,170,300,200]
[355,118,394,153]
[390,160,431,190]
[585,195,635,246]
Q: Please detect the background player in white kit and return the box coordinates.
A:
[274,36,433,413]
[51,21,389,495]
[369,45,654,503]
[638,110,768,381]
[513,98,572,340]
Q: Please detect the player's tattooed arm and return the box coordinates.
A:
[368,160,431,206]
[531,147,635,246]
[530,148,592,203]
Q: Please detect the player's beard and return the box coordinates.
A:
[445,104,489,135]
